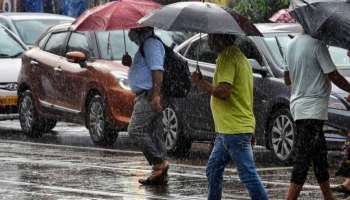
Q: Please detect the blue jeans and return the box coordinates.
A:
[206,134,268,200]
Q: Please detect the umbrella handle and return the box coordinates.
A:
[123,29,127,54]
[195,64,203,79]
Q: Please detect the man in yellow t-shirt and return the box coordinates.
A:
[192,34,268,200]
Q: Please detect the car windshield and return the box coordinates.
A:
[0,27,24,58]
[13,19,72,45]
[264,34,350,70]
[96,29,182,61]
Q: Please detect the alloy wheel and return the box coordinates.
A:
[20,95,34,132]
[162,107,178,151]
[89,101,105,142]
[271,114,295,161]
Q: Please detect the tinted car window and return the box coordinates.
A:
[44,32,68,56]
[0,27,24,58]
[13,19,73,45]
[186,38,217,64]
[264,37,285,68]
[67,32,91,58]
[235,36,264,65]
[96,30,138,60]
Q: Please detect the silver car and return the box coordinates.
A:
[0,12,74,47]
[0,24,26,120]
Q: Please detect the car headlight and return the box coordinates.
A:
[110,71,131,91]
[0,83,17,91]
[328,95,347,110]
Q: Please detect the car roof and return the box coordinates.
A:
[47,23,74,32]
[0,12,74,21]
[255,23,303,34]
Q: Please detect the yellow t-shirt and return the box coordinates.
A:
[210,45,255,134]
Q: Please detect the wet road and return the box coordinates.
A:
[0,120,347,200]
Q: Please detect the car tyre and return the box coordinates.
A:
[87,95,118,146]
[162,104,192,157]
[18,90,44,137]
[268,108,296,164]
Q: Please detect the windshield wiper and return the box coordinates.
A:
[10,52,23,58]
[0,53,11,58]
[0,52,22,58]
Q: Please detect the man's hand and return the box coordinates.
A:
[191,71,203,85]
[151,95,162,112]
[122,52,132,67]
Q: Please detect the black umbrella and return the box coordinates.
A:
[139,1,262,36]
[290,0,350,49]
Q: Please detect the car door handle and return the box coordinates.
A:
[54,67,63,72]
[30,60,39,65]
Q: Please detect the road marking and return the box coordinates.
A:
[0,188,106,200]
[0,179,252,200]
[0,140,292,173]
[0,139,142,155]
[0,157,321,190]
[172,163,292,173]
[0,179,204,200]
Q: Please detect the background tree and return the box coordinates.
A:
[157,0,290,23]
[231,0,290,22]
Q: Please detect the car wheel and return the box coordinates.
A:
[87,95,118,146]
[268,108,296,164]
[18,90,43,137]
[162,104,192,156]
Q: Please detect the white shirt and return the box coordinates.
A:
[285,34,336,121]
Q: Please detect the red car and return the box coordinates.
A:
[17,23,136,145]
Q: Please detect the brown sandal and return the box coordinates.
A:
[139,161,169,185]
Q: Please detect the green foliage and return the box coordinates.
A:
[232,0,290,22]
[205,0,231,6]
[154,0,290,23]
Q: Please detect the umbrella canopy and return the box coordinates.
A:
[290,0,350,49]
[72,0,161,31]
[139,1,262,36]
[269,9,296,23]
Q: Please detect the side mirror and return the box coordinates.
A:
[66,51,87,67]
[250,59,268,77]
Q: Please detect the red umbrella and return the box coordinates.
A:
[72,0,161,31]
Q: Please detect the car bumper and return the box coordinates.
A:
[105,87,135,130]
[0,90,18,114]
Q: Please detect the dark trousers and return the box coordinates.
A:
[127,93,166,165]
[291,119,330,185]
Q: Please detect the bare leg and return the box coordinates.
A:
[319,181,336,200]
[343,178,350,190]
[287,183,303,200]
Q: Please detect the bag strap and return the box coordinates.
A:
[140,35,164,57]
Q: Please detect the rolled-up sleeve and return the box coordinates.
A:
[143,38,165,71]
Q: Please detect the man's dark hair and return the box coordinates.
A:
[212,34,237,46]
